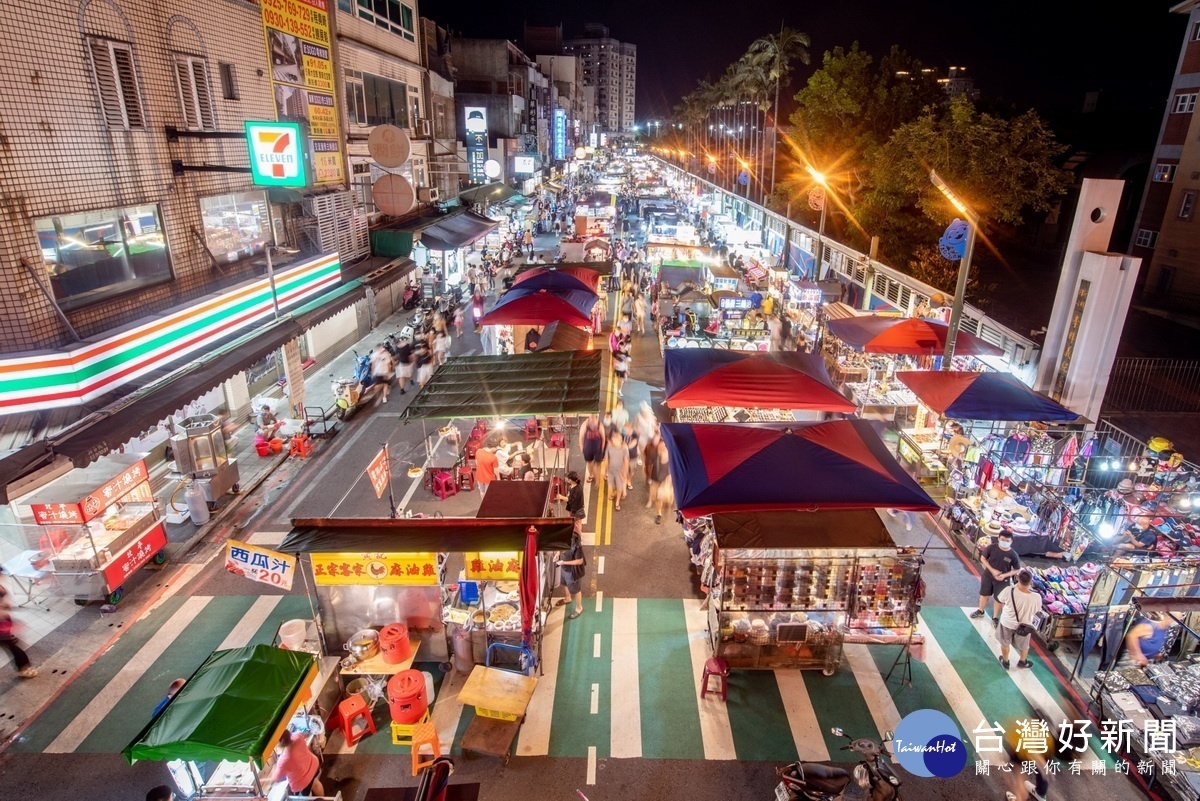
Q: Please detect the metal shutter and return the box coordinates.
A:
[110,44,144,128]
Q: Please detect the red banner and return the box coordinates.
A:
[101,521,167,591]
[31,459,150,524]
[366,446,390,500]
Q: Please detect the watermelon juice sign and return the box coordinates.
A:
[246,121,308,187]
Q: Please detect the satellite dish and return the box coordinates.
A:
[367,124,411,168]
[484,159,501,179]
[373,174,415,215]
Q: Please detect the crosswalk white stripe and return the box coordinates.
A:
[48,595,213,753]
[609,598,641,758]
[681,599,737,760]
[517,605,566,756]
[843,644,901,762]
[244,529,289,546]
[217,596,284,650]
[774,670,831,761]
[917,613,991,756]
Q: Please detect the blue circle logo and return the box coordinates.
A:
[892,709,967,778]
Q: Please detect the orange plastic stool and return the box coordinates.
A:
[339,694,376,746]
[410,720,440,775]
[700,657,730,701]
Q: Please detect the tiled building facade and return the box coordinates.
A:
[563,23,635,134]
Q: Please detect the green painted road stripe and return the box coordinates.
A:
[12,595,188,753]
[868,640,978,760]
[803,663,880,762]
[76,595,258,753]
[548,601,613,758]
[245,596,315,647]
[637,598,704,759]
[725,670,799,763]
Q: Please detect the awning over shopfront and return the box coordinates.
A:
[479,283,597,328]
[664,350,856,412]
[418,212,498,252]
[399,350,601,420]
[124,644,314,767]
[544,181,564,193]
[826,315,1005,357]
[708,263,739,281]
[661,419,940,518]
[660,262,707,291]
[713,510,896,549]
[823,302,862,320]
[280,516,574,553]
[459,183,521,207]
[895,370,1080,422]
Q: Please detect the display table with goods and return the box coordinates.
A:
[18,455,167,605]
[896,427,949,485]
[1022,563,1101,651]
[945,481,1090,561]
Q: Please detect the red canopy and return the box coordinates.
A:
[479,287,596,328]
[826,315,1004,357]
[513,266,604,293]
[664,350,856,412]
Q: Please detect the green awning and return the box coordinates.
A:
[124,644,316,767]
[371,228,414,258]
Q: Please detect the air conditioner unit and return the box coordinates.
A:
[418,187,439,203]
[417,118,431,137]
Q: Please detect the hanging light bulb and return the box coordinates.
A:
[1099,460,1109,471]
[1128,459,1140,472]
[1099,521,1116,540]
[1179,495,1193,509]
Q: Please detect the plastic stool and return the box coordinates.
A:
[700,657,730,701]
[432,471,457,500]
[389,710,431,746]
[457,465,475,491]
[524,418,539,441]
[339,694,376,746]
[410,720,440,775]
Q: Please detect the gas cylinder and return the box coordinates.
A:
[185,481,210,525]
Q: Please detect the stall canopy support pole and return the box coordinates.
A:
[385,443,398,519]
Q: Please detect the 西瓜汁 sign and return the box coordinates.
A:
[245,121,307,187]
[225,538,297,590]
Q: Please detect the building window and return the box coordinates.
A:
[1154,163,1177,182]
[172,53,215,130]
[87,37,145,129]
[218,62,239,100]
[345,74,367,125]
[355,0,416,42]
[1174,93,1197,114]
[362,73,408,127]
[201,191,270,263]
[1192,21,1200,41]
[1135,229,1158,248]
[1181,190,1196,220]
[36,205,171,308]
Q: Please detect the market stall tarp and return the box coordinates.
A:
[826,315,1004,357]
[281,517,574,553]
[713,510,896,549]
[744,262,768,282]
[895,370,1080,422]
[418,212,498,252]
[459,183,520,207]
[535,320,591,352]
[513,265,604,293]
[661,419,940,517]
[399,351,601,420]
[124,644,314,766]
[504,270,595,296]
[478,284,597,328]
[660,262,707,291]
[664,350,856,413]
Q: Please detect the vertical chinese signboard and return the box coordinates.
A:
[366,446,390,500]
[553,108,566,162]
[260,0,344,185]
[465,552,521,581]
[464,106,488,185]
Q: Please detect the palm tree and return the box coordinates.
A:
[737,51,772,203]
[748,26,811,196]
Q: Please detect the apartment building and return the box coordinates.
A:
[563,23,635,134]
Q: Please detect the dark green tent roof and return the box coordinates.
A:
[124,644,315,767]
[400,350,601,420]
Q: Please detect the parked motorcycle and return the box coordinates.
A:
[775,728,902,801]
[330,351,382,420]
[402,282,422,310]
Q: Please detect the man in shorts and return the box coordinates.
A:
[970,530,1022,624]
[996,569,1040,669]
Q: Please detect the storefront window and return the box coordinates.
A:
[36,205,171,308]
[201,191,270,263]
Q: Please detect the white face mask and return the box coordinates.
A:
[998,540,1012,551]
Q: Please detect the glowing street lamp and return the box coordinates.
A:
[929,169,979,369]
[807,167,828,281]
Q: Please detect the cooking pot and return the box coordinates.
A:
[345,628,380,660]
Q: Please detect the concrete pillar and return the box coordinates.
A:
[224,372,251,423]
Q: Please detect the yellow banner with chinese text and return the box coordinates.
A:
[465,552,522,581]
[312,552,439,585]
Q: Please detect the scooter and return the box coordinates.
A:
[330,351,382,420]
[775,728,902,801]
[402,282,422,310]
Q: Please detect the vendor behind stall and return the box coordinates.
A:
[1116,516,1159,553]
[1123,612,1175,667]
[970,531,1022,622]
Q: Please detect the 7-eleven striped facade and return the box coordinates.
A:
[0,254,341,415]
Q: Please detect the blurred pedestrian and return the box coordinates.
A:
[0,576,37,678]
[605,430,629,510]
[369,344,394,404]
[579,414,605,484]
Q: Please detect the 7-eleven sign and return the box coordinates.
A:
[245,121,308,187]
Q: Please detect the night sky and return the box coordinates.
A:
[420,1,1188,122]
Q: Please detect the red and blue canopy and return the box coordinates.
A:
[895,370,1080,422]
[512,266,603,294]
[664,349,856,412]
[826,315,1004,357]
[661,419,940,518]
[479,280,597,328]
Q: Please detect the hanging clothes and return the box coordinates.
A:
[1079,437,1097,458]
[1000,433,1031,465]
[975,457,995,488]
[1056,433,1080,468]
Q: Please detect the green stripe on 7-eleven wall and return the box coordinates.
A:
[0,257,339,396]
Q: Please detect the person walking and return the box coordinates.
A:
[0,577,37,678]
[634,294,646,334]
[270,730,324,797]
[970,530,1022,623]
[621,421,639,492]
[394,336,414,395]
[612,339,630,398]
[369,345,394,403]
[604,430,629,510]
[648,441,671,523]
[995,569,1041,670]
[555,520,586,619]
[474,445,499,497]
[579,414,605,484]
[652,469,674,525]
[556,471,585,520]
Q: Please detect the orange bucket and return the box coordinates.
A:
[387,669,428,724]
[379,622,411,664]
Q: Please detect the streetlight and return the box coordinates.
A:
[806,167,828,281]
[929,169,979,370]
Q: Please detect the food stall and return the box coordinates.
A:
[124,644,339,801]
[481,270,599,357]
[707,262,741,293]
[20,455,166,605]
[646,242,708,264]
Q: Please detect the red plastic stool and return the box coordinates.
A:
[339,694,376,745]
[700,657,730,701]
[457,465,475,491]
[432,471,457,500]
